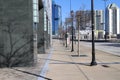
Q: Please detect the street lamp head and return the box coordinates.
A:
[70,10,74,17]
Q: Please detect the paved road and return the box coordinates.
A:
[80,41,120,56]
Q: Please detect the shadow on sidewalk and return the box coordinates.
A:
[11,68,52,80]
[38,58,120,67]
[38,58,91,66]
[71,55,88,57]
[99,62,120,65]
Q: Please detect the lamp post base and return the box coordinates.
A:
[90,61,97,66]
[71,50,74,52]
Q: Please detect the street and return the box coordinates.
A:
[80,41,120,56]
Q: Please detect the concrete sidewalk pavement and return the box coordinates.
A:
[43,39,120,80]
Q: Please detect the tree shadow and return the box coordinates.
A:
[38,58,120,67]
[38,58,90,66]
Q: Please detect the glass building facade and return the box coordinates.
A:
[52,0,61,36]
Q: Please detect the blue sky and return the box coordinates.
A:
[54,0,120,22]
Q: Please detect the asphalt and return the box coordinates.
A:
[39,39,120,80]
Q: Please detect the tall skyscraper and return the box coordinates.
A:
[94,10,104,39]
[75,10,104,39]
[52,0,62,36]
[106,3,120,38]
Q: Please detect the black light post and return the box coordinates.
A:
[71,10,74,52]
[54,4,56,35]
[65,22,67,47]
[91,0,97,66]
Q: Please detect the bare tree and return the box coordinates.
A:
[75,10,91,30]
[75,4,91,30]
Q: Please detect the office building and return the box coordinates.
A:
[106,3,120,38]
[94,10,104,39]
[75,10,104,40]
[38,0,52,53]
[0,0,43,67]
[52,0,62,36]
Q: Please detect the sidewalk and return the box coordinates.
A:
[44,39,120,80]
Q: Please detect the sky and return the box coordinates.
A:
[54,0,120,22]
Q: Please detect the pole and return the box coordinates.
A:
[54,4,56,35]
[90,0,97,66]
[78,20,80,56]
[71,11,74,52]
[66,22,67,47]
[70,0,74,52]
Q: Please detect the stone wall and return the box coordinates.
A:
[0,0,34,67]
[38,8,45,53]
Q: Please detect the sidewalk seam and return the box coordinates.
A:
[68,55,90,80]
[38,48,53,80]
